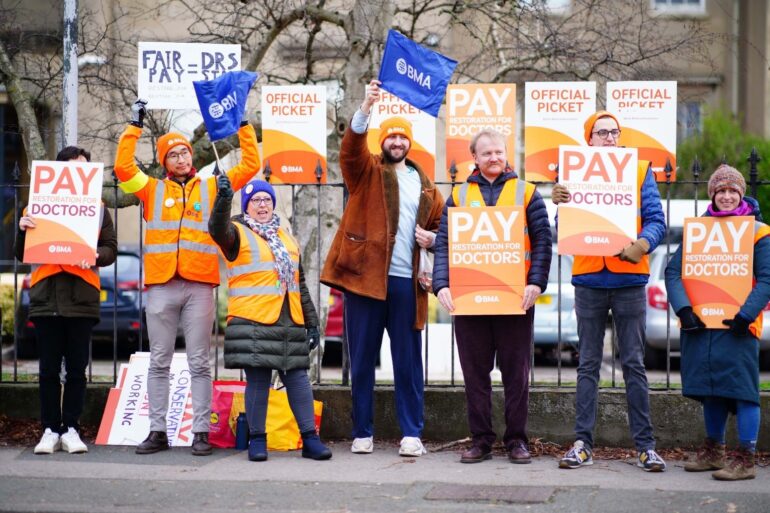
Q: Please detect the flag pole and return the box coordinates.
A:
[210,136,223,176]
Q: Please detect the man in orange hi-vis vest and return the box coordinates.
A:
[114,99,260,456]
[551,111,667,472]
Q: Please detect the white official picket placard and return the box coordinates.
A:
[138,42,241,110]
[96,352,194,447]
[23,160,104,266]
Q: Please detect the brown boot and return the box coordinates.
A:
[712,448,756,481]
[684,438,725,472]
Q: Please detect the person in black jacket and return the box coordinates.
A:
[16,146,117,455]
[433,129,552,464]
[208,174,330,462]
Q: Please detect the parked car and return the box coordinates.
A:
[321,288,344,366]
[14,247,148,358]
[645,247,770,369]
[533,248,579,364]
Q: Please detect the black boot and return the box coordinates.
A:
[191,432,212,456]
[248,433,267,462]
[135,431,169,455]
[301,430,332,460]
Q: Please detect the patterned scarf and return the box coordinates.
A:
[242,213,294,290]
[707,199,753,217]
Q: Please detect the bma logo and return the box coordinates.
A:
[48,244,72,254]
[583,235,610,245]
[395,58,432,90]
[207,90,239,119]
[281,165,303,173]
[701,307,725,316]
[474,295,500,304]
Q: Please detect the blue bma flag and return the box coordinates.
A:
[193,70,259,141]
[377,30,457,117]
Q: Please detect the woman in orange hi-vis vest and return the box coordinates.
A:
[16,146,117,456]
[551,111,668,473]
[208,175,331,462]
[113,99,260,456]
[666,165,770,481]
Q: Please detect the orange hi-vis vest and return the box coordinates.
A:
[451,178,536,275]
[141,176,220,285]
[747,221,770,339]
[572,161,651,276]
[29,205,105,290]
[225,223,304,325]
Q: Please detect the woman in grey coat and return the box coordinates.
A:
[208,174,330,462]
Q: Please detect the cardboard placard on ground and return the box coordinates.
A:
[445,84,516,183]
[524,82,596,182]
[606,81,677,182]
[138,42,241,110]
[682,216,754,328]
[448,206,526,315]
[261,85,327,184]
[557,146,638,256]
[23,161,104,266]
[366,90,436,180]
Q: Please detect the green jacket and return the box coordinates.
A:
[209,192,319,371]
[15,208,117,320]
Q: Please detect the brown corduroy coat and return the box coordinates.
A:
[321,128,444,329]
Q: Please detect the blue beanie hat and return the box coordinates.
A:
[241,179,276,213]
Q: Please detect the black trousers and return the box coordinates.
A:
[33,316,94,432]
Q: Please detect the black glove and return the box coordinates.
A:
[130,99,148,128]
[216,173,233,199]
[306,326,320,351]
[676,307,705,332]
[722,314,751,337]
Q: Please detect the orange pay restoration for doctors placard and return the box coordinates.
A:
[682,216,754,329]
[448,206,526,315]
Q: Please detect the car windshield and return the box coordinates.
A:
[548,253,573,283]
[99,253,142,279]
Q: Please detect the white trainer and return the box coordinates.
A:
[60,427,88,454]
[34,428,61,455]
[399,436,427,457]
[351,436,373,454]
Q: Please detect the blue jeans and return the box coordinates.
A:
[244,368,316,435]
[574,285,655,451]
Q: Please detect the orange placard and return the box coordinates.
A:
[261,85,327,184]
[606,81,677,182]
[448,206,526,315]
[682,216,754,328]
[557,146,637,256]
[445,84,516,183]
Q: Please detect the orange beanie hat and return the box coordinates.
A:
[156,132,193,166]
[583,111,621,144]
[378,116,413,148]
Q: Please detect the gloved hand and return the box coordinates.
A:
[551,183,570,204]
[722,314,751,337]
[216,173,233,199]
[617,238,650,264]
[130,99,148,128]
[306,326,320,351]
[676,306,706,332]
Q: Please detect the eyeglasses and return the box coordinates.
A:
[249,196,272,206]
[592,129,621,139]
[166,148,191,162]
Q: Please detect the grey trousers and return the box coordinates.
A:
[146,278,214,434]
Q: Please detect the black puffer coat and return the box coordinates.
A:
[15,208,117,320]
[209,191,319,372]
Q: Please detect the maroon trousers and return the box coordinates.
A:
[454,310,533,451]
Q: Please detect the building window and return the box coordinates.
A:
[677,101,702,141]
[651,0,705,15]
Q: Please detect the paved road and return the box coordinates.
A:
[1,441,767,513]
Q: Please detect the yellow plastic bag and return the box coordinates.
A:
[266,388,323,451]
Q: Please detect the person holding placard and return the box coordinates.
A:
[433,129,552,464]
[208,175,331,462]
[321,79,444,457]
[665,165,770,480]
[552,111,667,472]
[16,146,117,455]
[114,98,260,456]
